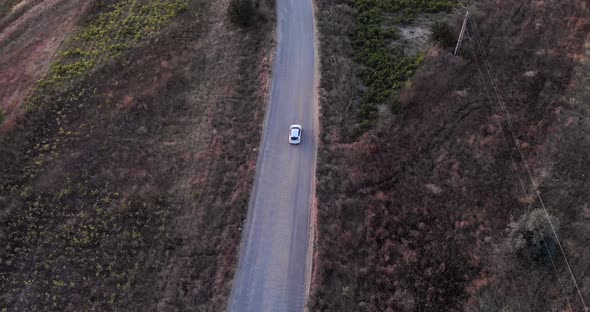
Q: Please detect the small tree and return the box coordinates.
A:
[429,21,455,48]
[228,0,255,27]
[507,208,560,266]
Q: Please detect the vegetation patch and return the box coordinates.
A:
[507,209,560,266]
[429,21,455,48]
[311,0,589,311]
[0,0,20,20]
[352,0,454,131]
[34,0,187,92]
[1,0,275,309]
[0,4,7,18]
[0,60,183,309]
[228,0,255,27]
[0,181,175,310]
[0,0,191,309]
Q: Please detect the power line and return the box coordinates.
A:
[452,1,584,309]
[467,36,574,312]
[464,11,588,311]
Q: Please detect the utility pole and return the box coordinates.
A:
[454,11,470,56]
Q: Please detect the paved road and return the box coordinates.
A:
[227,0,318,311]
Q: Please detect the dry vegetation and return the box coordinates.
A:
[0,0,23,20]
[310,0,590,311]
[0,0,93,132]
[0,0,274,310]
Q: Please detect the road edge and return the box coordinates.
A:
[304,0,321,309]
[225,4,278,310]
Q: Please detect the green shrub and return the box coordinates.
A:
[382,27,400,40]
[351,0,453,131]
[228,0,255,27]
[507,208,560,266]
[429,21,455,48]
[0,108,4,125]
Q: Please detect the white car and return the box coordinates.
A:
[289,124,302,144]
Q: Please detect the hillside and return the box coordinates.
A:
[0,0,274,310]
[310,0,590,311]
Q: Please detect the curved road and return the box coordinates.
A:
[227,0,318,310]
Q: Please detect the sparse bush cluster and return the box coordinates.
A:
[312,0,590,311]
[227,0,273,27]
[506,208,560,265]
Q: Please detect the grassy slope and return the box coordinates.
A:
[310,0,589,311]
[0,0,274,310]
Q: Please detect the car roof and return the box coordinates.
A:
[290,128,300,136]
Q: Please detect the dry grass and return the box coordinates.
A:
[310,0,590,311]
[0,0,94,133]
[0,0,275,310]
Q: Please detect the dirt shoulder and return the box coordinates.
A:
[310,0,589,311]
[0,0,274,310]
